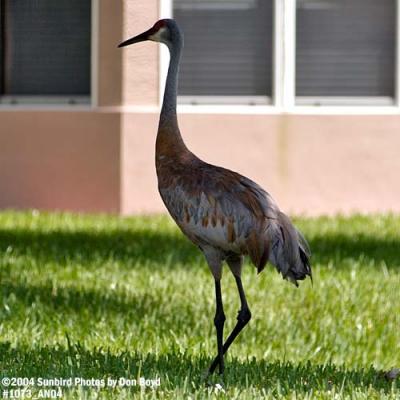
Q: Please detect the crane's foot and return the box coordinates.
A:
[206,382,225,392]
[202,370,225,390]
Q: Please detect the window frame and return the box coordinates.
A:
[0,0,96,108]
[162,0,400,113]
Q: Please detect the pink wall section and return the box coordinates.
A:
[122,112,159,214]
[122,112,400,216]
[1,110,399,216]
[0,111,121,213]
[122,0,160,105]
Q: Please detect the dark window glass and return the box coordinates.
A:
[174,0,273,97]
[0,0,91,96]
[296,0,396,97]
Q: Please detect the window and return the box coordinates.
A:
[296,0,396,104]
[173,0,273,104]
[171,0,398,108]
[0,0,91,105]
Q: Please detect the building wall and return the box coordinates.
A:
[122,0,159,105]
[122,112,400,216]
[0,111,121,213]
[0,0,399,216]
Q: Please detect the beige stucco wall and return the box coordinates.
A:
[122,112,400,216]
[122,0,159,105]
[97,0,124,106]
[98,0,159,106]
[0,111,121,212]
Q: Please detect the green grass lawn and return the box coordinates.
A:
[0,211,399,399]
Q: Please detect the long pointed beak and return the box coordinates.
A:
[118,27,154,48]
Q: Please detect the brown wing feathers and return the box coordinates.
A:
[245,229,270,274]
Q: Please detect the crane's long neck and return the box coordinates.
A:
[157,39,188,158]
[160,42,181,127]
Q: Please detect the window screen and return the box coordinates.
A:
[296,0,396,98]
[0,0,91,97]
[173,0,273,97]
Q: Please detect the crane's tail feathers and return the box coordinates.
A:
[266,212,312,286]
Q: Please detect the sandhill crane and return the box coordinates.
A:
[119,19,312,375]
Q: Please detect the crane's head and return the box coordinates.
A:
[118,19,183,49]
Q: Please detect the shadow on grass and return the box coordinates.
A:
[0,228,202,268]
[308,233,400,267]
[0,226,400,269]
[0,341,397,395]
[0,280,175,320]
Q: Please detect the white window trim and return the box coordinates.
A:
[0,95,91,106]
[161,0,400,114]
[296,97,395,107]
[0,0,96,109]
[178,96,271,105]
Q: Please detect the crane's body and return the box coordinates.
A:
[119,19,312,376]
[157,150,310,282]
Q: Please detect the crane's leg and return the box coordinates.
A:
[213,279,226,374]
[208,256,251,375]
[203,248,225,375]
